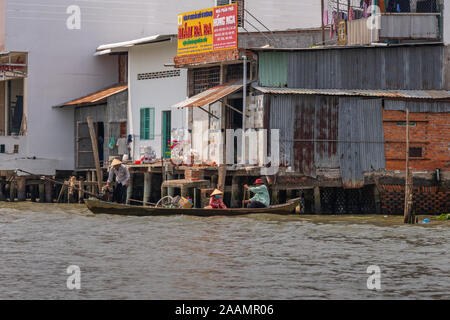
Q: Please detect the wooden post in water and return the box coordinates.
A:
[30,184,37,202]
[39,183,45,203]
[231,176,240,208]
[9,181,16,202]
[45,179,53,203]
[404,108,415,224]
[217,165,227,192]
[0,181,5,201]
[87,116,103,193]
[17,176,26,201]
[314,187,322,214]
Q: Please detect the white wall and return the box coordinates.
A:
[129,41,187,160]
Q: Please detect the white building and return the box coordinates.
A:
[0,0,322,174]
[96,36,188,161]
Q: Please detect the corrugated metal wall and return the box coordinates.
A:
[268,94,385,187]
[258,52,288,88]
[269,95,339,177]
[338,98,385,188]
[384,100,450,113]
[259,45,443,90]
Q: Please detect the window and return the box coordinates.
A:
[409,147,423,158]
[215,0,244,27]
[140,108,155,140]
[397,122,416,127]
[193,66,220,95]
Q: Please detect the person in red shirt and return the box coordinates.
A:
[205,189,227,209]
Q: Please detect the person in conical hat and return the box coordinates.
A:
[205,188,227,209]
[103,158,130,204]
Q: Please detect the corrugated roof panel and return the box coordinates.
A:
[252,83,450,100]
[56,84,128,108]
[171,81,244,109]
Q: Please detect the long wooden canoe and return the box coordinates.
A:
[85,198,301,217]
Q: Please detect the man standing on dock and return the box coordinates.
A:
[103,159,130,204]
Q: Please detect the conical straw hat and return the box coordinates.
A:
[110,159,123,167]
[211,189,224,196]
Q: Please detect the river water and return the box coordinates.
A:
[0,202,449,300]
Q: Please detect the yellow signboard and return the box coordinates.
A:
[177,4,238,56]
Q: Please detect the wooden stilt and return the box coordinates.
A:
[231,176,240,208]
[143,172,152,204]
[0,181,5,201]
[271,186,279,205]
[78,181,84,203]
[45,179,53,203]
[39,183,45,203]
[30,184,37,202]
[9,182,16,202]
[92,171,97,195]
[217,165,227,192]
[17,177,26,201]
[314,187,322,214]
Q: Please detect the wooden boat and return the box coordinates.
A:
[85,198,301,217]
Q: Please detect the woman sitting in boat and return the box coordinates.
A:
[243,178,270,208]
[205,189,227,209]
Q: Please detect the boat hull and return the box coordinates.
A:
[85,198,301,217]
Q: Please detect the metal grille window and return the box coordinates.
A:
[409,147,423,158]
[137,70,180,81]
[216,0,244,27]
[193,66,221,95]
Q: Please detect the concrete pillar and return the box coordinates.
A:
[126,172,133,204]
[314,187,322,214]
[143,172,152,204]
[167,173,174,197]
[17,177,27,201]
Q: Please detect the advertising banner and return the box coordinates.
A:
[177,3,238,56]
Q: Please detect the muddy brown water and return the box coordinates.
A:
[0,202,449,299]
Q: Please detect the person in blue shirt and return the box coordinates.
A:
[243,178,270,208]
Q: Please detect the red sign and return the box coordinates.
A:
[213,4,238,50]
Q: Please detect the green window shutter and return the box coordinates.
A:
[140,108,150,140]
[149,108,155,140]
[140,107,155,141]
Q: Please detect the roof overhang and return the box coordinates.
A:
[95,34,175,55]
[252,83,450,100]
[172,81,251,109]
[54,84,128,108]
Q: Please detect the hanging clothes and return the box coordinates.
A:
[109,136,116,150]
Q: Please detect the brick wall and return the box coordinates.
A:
[383,109,450,172]
[174,48,239,67]
[380,185,450,215]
